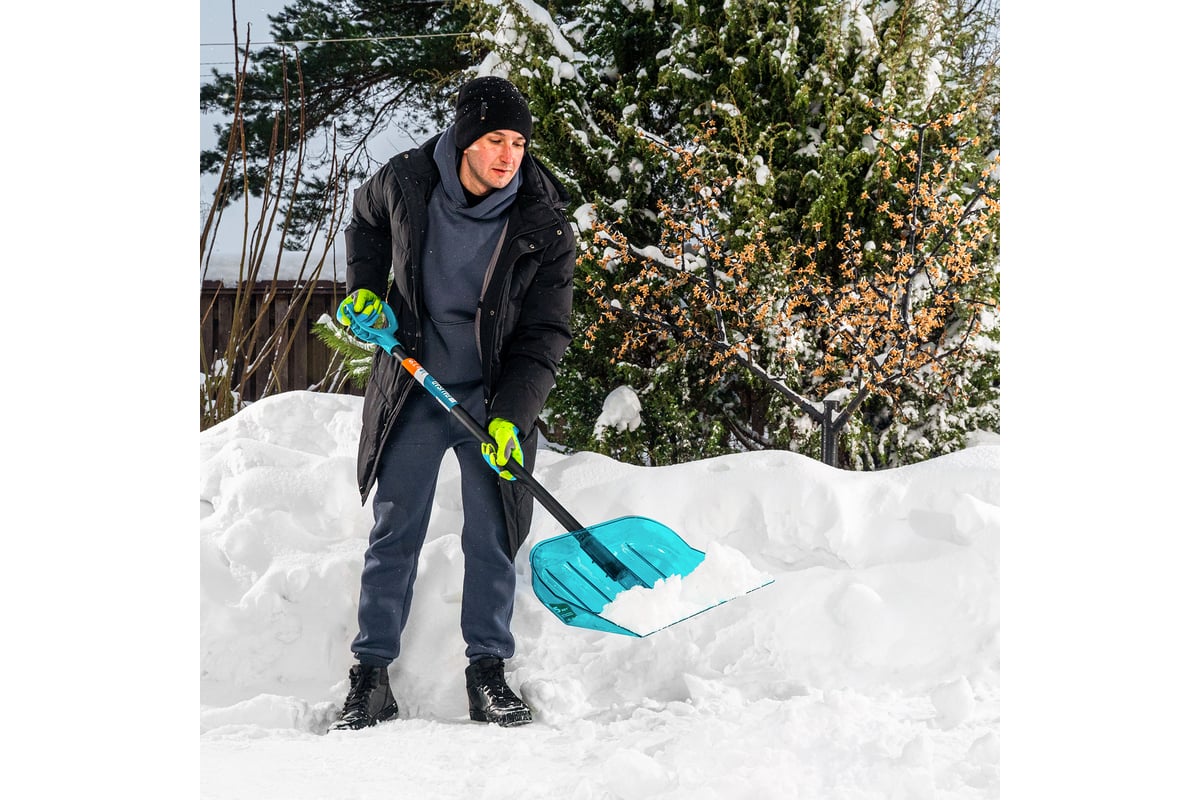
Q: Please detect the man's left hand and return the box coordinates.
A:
[482,418,523,481]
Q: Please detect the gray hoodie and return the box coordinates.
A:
[420,125,522,386]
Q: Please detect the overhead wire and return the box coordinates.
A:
[199,30,475,48]
[199,29,484,81]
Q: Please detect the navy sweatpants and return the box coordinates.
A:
[351,383,516,667]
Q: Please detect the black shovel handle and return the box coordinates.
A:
[383,343,641,587]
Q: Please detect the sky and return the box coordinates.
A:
[200,0,433,284]
[200,389,1001,798]
[200,0,319,281]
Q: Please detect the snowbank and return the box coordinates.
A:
[200,390,1000,798]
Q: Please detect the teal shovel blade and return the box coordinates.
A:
[530,516,708,637]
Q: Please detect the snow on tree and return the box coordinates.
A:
[200,0,1000,465]
[471,0,1000,466]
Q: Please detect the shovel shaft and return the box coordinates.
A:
[386,343,641,587]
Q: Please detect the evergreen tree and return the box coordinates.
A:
[200,0,999,467]
[469,0,999,467]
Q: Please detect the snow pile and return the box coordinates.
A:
[593,384,643,437]
[200,391,1000,798]
[599,542,773,636]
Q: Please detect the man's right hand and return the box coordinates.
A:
[336,288,384,329]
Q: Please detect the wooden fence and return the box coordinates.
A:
[201,280,363,399]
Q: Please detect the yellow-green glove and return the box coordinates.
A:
[482,418,523,481]
[336,288,385,329]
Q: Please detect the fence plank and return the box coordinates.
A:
[216,288,235,378]
[274,293,290,393]
[200,292,215,369]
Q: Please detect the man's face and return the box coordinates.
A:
[459,130,526,197]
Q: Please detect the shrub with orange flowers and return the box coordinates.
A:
[579,104,998,466]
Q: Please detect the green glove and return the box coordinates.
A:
[336,288,385,329]
[482,418,523,481]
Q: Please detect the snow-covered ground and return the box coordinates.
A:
[199,391,1000,799]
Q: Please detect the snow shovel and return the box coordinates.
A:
[346,303,753,636]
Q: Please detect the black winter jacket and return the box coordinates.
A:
[343,134,576,558]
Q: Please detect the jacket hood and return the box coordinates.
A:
[417,132,571,212]
[432,124,522,221]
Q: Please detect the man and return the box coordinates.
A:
[330,76,576,730]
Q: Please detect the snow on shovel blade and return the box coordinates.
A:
[530,516,773,637]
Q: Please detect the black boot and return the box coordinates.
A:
[329,663,398,731]
[465,657,533,727]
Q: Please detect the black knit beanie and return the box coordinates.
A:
[453,76,533,150]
